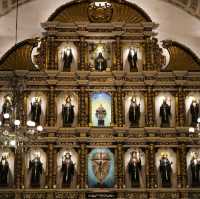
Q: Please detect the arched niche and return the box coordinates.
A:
[155,148,177,188]
[90,92,112,127]
[56,148,78,188]
[124,148,146,188]
[27,92,47,126]
[125,93,145,127]
[25,148,47,188]
[155,92,175,128]
[56,92,78,127]
[57,42,78,72]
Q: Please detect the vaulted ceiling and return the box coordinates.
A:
[0,0,199,58]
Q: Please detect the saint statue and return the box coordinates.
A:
[127,150,142,187]
[160,99,171,127]
[2,95,13,123]
[95,52,107,71]
[128,48,138,72]
[62,48,73,72]
[96,104,106,127]
[190,152,200,187]
[61,152,75,188]
[190,100,199,126]
[62,96,75,127]
[159,153,172,187]
[129,97,140,127]
[30,97,42,124]
[29,153,43,187]
[0,155,9,186]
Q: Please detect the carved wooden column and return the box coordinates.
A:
[112,91,117,125]
[47,86,56,126]
[177,87,186,127]
[176,146,182,187]
[52,148,57,187]
[180,144,187,188]
[116,87,123,127]
[117,144,123,188]
[112,42,117,71]
[15,149,22,189]
[47,36,57,70]
[146,87,155,127]
[21,91,28,126]
[115,36,122,71]
[148,144,156,188]
[145,147,150,188]
[79,37,86,71]
[79,143,86,188]
[144,37,153,71]
[47,144,53,188]
[78,87,89,127]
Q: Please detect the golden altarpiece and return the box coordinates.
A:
[0,0,200,199]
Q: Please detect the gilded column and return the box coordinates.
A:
[146,87,155,127]
[79,37,86,71]
[47,144,53,188]
[15,150,22,189]
[78,87,89,127]
[112,42,117,71]
[47,86,56,126]
[144,37,153,71]
[148,144,156,188]
[180,144,187,188]
[145,147,150,188]
[116,87,123,127]
[117,144,123,188]
[178,87,186,127]
[176,146,182,187]
[47,36,57,70]
[115,36,122,71]
[52,148,57,187]
[79,144,86,188]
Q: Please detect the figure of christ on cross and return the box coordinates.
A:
[92,151,111,187]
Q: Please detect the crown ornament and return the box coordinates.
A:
[88,1,113,23]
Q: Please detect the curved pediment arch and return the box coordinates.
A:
[47,0,152,24]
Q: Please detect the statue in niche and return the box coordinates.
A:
[29,153,43,187]
[62,48,73,72]
[95,52,107,71]
[96,104,106,127]
[190,100,199,126]
[127,150,141,187]
[0,155,9,186]
[61,152,75,188]
[159,153,172,187]
[2,95,13,123]
[128,48,138,72]
[31,96,42,125]
[62,96,75,127]
[160,98,171,127]
[128,97,140,127]
[190,152,200,187]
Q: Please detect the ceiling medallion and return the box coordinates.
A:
[88,1,113,23]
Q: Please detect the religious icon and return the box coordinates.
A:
[160,98,171,127]
[29,152,43,187]
[62,48,73,72]
[0,153,9,186]
[95,52,107,71]
[92,151,111,187]
[190,99,200,126]
[128,48,138,72]
[61,152,75,188]
[62,96,75,127]
[190,152,200,187]
[30,96,42,125]
[128,97,140,127]
[96,104,106,127]
[88,148,115,188]
[159,153,172,187]
[127,150,141,187]
[2,95,13,124]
